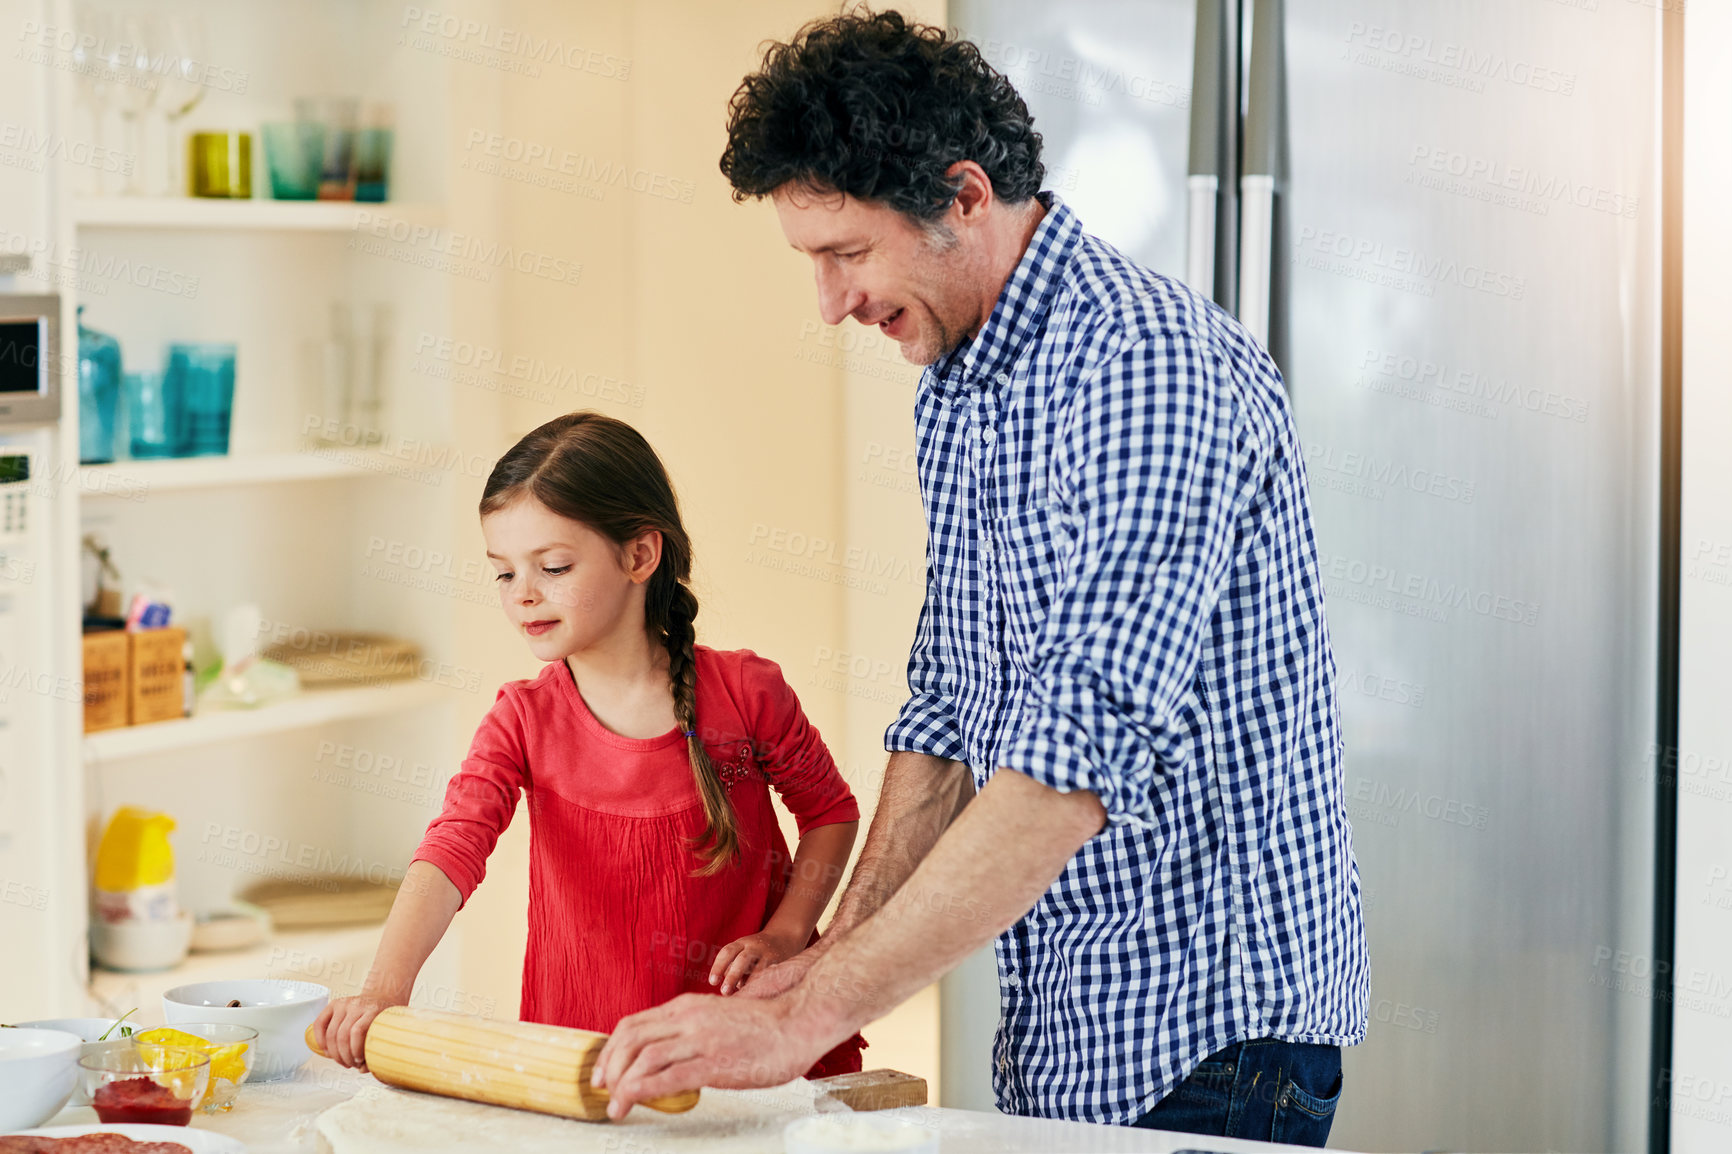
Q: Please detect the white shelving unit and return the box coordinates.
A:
[84,682,450,762]
[72,198,443,232]
[79,451,390,494]
[25,0,488,1018]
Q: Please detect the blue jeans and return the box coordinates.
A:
[1131,1038,1342,1147]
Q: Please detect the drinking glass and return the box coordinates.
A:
[167,343,236,456]
[77,307,122,464]
[262,122,325,200]
[294,97,357,200]
[71,4,119,195]
[188,133,251,198]
[125,370,182,459]
[155,14,209,196]
[353,127,393,202]
[111,13,157,196]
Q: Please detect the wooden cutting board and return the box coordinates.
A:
[307,1007,927,1123]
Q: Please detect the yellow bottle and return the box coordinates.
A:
[93,807,178,924]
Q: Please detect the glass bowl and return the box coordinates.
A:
[78,1044,209,1126]
[134,1023,258,1112]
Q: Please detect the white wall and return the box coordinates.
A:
[456,0,947,1092]
[1674,7,1732,1150]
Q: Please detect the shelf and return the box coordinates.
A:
[72,198,443,231]
[86,923,387,1023]
[79,451,392,496]
[84,681,450,762]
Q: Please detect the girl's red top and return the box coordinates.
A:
[412,646,865,1075]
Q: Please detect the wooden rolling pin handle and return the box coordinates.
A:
[304,1023,700,1115]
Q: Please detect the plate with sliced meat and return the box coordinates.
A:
[0,1124,246,1153]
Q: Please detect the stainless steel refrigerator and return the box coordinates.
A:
[946,2,1663,1150]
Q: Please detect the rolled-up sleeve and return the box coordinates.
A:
[411,685,529,904]
[999,331,1256,826]
[884,542,969,762]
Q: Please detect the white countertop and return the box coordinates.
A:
[44,1056,1362,1154]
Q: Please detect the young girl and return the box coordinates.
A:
[312,412,865,1076]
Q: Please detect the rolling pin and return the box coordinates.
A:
[304,1006,700,1121]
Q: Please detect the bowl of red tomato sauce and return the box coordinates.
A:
[79,1045,209,1125]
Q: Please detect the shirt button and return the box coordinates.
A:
[982,428,996,444]
[1006,973,1021,989]
[996,371,1010,385]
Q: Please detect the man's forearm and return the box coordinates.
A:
[788,769,1105,1040]
[822,751,974,946]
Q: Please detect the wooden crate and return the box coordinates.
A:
[81,630,130,733]
[128,626,187,725]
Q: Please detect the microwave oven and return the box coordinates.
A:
[0,292,62,426]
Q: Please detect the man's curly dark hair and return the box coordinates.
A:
[720,9,1044,222]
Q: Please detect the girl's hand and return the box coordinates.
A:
[710,930,804,996]
[734,950,816,1000]
[312,993,405,1069]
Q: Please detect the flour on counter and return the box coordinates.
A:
[314,1079,830,1154]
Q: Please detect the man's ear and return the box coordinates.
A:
[946,160,996,224]
[626,529,664,584]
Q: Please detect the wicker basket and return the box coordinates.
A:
[241,877,400,928]
[261,632,422,687]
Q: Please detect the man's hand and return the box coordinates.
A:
[590,993,833,1120]
[592,770,1102,1121]
[710,929,804,995]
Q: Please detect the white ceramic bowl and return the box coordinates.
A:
[162,980,329,1081]
[10,1021,137,1106]
[784,1114,940,1154]
[90,911,193,972]
[10,1018,123,1043]
[0,1028,82,1131]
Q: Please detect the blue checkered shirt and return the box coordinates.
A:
[884,195,1369,1125]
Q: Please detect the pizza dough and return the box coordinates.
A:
[314,1079,831,1154]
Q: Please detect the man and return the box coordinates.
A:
[594,11,1368,1145]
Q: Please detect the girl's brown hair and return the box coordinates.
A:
[480,411,738,874]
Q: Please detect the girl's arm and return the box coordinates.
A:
[310,860,462,1068]
[712,819,858,995]
[310,683,530,1065]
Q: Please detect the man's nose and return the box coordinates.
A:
[814,262,864,327]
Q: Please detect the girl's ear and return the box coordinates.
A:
[625,529,663,585]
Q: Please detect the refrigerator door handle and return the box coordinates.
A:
[1238,0,1287,354]
[1187,0,1237,310]
[1238,173,1276,347]
[1187,175,1219,298]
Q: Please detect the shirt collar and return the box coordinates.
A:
[926,192,1080,400]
